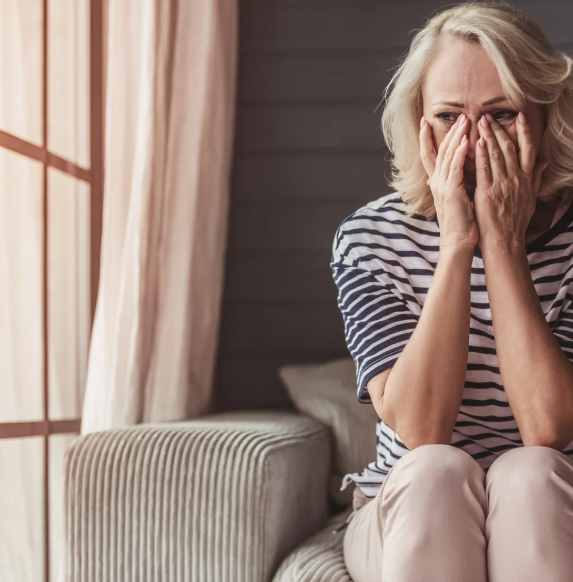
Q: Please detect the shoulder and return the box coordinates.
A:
[331,191,436,265]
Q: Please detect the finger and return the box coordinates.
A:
[435,114,465,176]
[419,117,437,179]
[485,112,519,176]
[446,134,470,188]
[478,114,506,181]
[532,159,549,194]
[515,111,536,177]
[476,135,493,189]
[439,114,468,184]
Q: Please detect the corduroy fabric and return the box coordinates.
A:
[63,411,332,582]
[272,509,353,582]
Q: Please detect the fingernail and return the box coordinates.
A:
[518,111,525,124]
[480,115,488,127]
[486,112,494,123]
[420,116,425,128]
[459,113,466,124]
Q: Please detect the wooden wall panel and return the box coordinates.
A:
[216,354,345,411]
[218,303,346,355]
[224,251,335,302]
[235,103,384,152]
[232,151,391,201]
[226,198,372,251]
[237,52,398,103]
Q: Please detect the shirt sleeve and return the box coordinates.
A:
[552,295,573,362]
[330,247,419,404]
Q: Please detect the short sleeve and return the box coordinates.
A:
[330,251,419,404]
[553,295,573,361]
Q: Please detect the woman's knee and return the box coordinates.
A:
[388,443,485,492]
[487,445,573,495]
[380,444,487,551]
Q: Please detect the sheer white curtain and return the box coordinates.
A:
[81,0,238,433]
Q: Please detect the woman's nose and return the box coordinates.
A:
[464,118,481,160]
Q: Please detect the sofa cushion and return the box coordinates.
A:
[279,357,379,509]
[272,508,353,582]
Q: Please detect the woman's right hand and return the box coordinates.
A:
[419,113,479,250]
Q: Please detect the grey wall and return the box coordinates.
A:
[214,0,573,412]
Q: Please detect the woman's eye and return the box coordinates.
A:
[436,113,457,123]
[493,110,517,123]
[436,110,518,124]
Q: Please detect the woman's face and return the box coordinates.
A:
[421,36,546,198]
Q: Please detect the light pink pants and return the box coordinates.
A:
[343,444,573,582]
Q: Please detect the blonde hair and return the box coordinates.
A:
[380,0,573,219]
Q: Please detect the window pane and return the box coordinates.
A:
[0,0,43,145]
[0,148,44,422]
[49,168,90,420]
[0,437,44,581]
[50,434,77,582]
[48,0,89,167]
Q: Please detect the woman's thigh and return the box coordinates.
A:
[343,496,382,582]
[341,456,403,582]
[342,444,488,582]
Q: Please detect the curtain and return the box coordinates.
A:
[81,0,238,433]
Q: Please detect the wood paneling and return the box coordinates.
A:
[240,1,573,55]
[219,302,346,355]
[239,3,427,53]
[237,52,399,103]
[215,354,343,411]
[224,251,336,302]
[227,198,372,251]
[235,103,384,152]
[232,150,391,201]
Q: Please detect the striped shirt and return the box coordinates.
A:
[331,191,573,498]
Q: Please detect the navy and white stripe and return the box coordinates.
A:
[331,191,573,498]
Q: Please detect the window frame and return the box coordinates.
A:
[0,1,104,580]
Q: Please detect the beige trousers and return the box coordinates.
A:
[343,444,573,582]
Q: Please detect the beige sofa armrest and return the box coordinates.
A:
[63,410,332,582]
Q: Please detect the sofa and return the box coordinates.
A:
[63,358,377,581]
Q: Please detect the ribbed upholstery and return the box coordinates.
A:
[272,509,353,582]
[64,411,332,582]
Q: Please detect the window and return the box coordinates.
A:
[0,1,103,580]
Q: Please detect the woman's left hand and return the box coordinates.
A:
[473,111,548,251]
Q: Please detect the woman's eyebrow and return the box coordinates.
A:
[432,96,508,107]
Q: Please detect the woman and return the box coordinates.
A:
[331,2,573,581]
